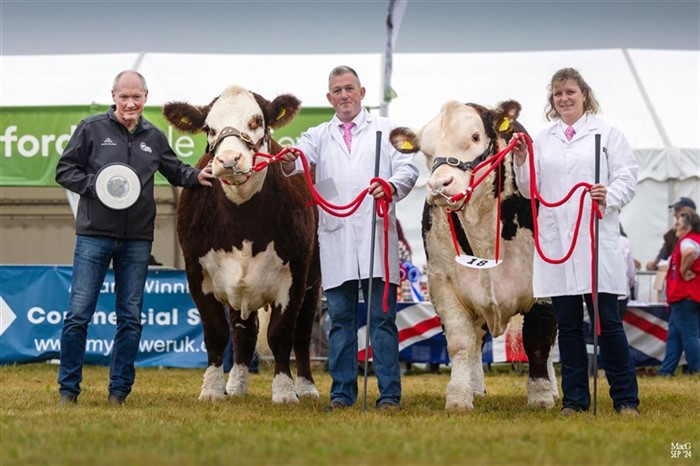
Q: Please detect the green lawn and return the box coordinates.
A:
[1,363,698,466]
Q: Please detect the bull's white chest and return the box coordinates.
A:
[425,208,535,336]
[199,240,292,319]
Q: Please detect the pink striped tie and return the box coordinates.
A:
[341,122,355,152]
[565,126,575,142]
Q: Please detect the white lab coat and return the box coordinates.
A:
[293,109,419,290]
[514,114,638,298]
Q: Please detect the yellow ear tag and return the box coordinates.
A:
[276,108,286,120]
[400,141,414,151]
[180,116,192,126]
[498,117,510,132]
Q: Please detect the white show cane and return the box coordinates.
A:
[362,130,383,412]
[592,134,601,416]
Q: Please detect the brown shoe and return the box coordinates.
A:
[618,407,640,417]
[322,400,349,412]
[377,401,401,411]
[560,407,577,417]
[108,394,126,406]
[59,394,77,405]
[560,407,588,417]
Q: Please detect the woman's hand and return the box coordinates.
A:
[589,183,607,206]
[512,138,528,167]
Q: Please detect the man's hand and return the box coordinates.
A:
[280,147,299,174]
[197,161,215,187]
[368,180,395,199]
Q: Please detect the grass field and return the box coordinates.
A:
[1,362,698,466]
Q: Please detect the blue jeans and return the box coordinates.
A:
[58,235,152,398]
[658,299,700,375]
[552,293,639,412]
[325,279,400,407]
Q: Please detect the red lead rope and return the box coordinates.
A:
[443,133,603,333]
[517,133,603,334]
[249,147,394,312]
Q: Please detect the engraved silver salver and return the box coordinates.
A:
[95,163,141,210]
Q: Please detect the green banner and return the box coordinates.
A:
[0,105,333,187]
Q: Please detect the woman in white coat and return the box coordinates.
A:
[513,68,640,416]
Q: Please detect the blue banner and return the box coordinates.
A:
[0,265,207,368]
[0,266,669,368]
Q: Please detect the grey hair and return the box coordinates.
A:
[328,65,361,89]
[679,211,700,234]
[112,70,148,92]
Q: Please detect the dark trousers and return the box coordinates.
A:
[552,293,639,412]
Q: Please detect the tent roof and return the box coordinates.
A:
[390,49,699,151]
[3,49,697,151]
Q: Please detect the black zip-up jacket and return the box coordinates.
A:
[56,107,202,241]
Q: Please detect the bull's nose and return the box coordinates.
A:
[428,176,453,192]
[218,153,242,169]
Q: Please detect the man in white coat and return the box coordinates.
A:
[512,67,640,416]
[282,65,418,411]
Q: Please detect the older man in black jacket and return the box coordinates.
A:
[55,70,213,406]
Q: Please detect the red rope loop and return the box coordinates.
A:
[252,147,394,312]
[516,132,602,264]
[516,132,603,334]
[442,140,507,261]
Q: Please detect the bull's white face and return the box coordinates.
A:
[206,85,269,203]
[422,101,491,208]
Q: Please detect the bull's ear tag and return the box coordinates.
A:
[498,117,510,132]
[455,254,502,269]
[180,116,192,126]
[276,108,286,120]
[400,140,414,151]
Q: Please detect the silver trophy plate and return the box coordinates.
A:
[95,163,141,210]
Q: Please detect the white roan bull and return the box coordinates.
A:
[163,85,321,404]
[390,100,558,410]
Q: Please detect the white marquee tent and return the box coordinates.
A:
[2,49,698,272]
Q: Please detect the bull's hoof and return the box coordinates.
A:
[445,381,474,411]
[445,400,474,411]
[272,373,299,404]
[225,364,249,396]
[198,389,226,401]
[527,378,555,409]
[528,398,555,409]
[272,392,300,404]
[199,365,226,401]
[295,377,320,398]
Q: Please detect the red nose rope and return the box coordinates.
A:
[248,148,394,312]
[444,139,507,262]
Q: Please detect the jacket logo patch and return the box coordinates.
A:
[101,138,117,146]
[139,141,152,153]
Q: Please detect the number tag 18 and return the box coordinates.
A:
[455,254,502,269]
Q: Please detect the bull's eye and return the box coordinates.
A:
[207,128,216,138]
[472,133,481,143]
[249,115,263,131]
